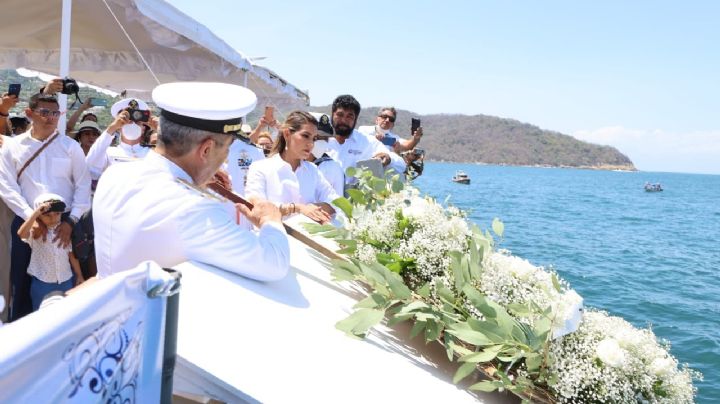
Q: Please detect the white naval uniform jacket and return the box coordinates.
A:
[85,130,151,179]
[245,154,339,206]
[326,130,405,182]
[92,151,290,281]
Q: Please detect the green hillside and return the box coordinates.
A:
[310,105,636,171]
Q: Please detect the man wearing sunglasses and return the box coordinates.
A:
[358,106,424,154]
[0,94,91,321]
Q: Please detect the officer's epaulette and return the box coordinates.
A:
[176,178,226,202]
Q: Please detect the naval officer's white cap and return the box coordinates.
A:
[152,82,257,138]
[110,98,150,118]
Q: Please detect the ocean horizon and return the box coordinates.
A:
[414,162,719,403]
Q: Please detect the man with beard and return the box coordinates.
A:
[325,95,405,182]
[357,106,424,153]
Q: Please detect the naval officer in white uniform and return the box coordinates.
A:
[85,98,153,179]
[92,82,289,281]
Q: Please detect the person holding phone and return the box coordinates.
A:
[357,106,424,154]
[0,90,20,138]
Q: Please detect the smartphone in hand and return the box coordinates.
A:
[264,105,274,122]
[381,135,397,147]
[411,117,421,134]
[8,83,21,97]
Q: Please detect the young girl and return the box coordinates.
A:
[18,194,84,311]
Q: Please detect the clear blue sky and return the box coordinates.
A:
[168,0,719,174]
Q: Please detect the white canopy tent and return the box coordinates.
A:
[0,0,309,111]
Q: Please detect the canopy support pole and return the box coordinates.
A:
[58,0,72,135]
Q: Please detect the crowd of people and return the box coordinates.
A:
[0,79,426,323]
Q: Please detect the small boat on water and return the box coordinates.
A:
[644,182,663,192]
[452,170,471,184]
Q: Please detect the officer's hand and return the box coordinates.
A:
[237,199,281,228]
[53,222,73,249]
[213,169,232,190]
[107,110,130,134]
[372,152,391,167]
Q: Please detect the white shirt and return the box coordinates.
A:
[326,130,406,181]
[0,130,91,220]
[357,125,399,152]
[85,130,151,178]
[226,140,265,197]
[245,154,339,206]
[24,224,73,284]
[316,157,345,198]
[93,151,289,281]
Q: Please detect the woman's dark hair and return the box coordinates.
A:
[270,111,318,156]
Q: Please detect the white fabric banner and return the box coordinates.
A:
[0,261,177,403]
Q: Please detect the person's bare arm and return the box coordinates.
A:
[394,127,423,153]
[18,204,46,240]
[0,93,18,136]
[66,97,91,132]
[69,252,85,286]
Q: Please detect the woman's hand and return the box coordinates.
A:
[299,203,332,224]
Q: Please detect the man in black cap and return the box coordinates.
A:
[92,82,289,281]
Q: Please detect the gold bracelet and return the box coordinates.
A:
[290,202,296,214]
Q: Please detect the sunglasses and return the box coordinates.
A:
[33,108,62,118]
[378,114,396,123]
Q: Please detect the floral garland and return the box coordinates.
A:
[307,168,700,403]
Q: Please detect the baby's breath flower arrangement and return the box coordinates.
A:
[306,168,699,403]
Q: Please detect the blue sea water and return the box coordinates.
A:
[413,163,719,403]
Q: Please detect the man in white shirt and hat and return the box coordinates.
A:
[93,82,289,281]
[325,95,405,182]
[85,98,153,178]
[0,94,91,321]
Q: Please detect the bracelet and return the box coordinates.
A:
[290,203,296,214]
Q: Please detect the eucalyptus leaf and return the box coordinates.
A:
[331,267,356,282]
[335,308,385,338]
[425,319,442,341]
[525,353,543,373]
[551,273,562,293]
[346,189,366,205]
[332,197,354,220]
[453,362,478,384]
[459,345,502,363]
[409,320,426,339]
[447,325,494,346]
[417,282,431,298]
[492,218,505,238]
[371,178,386,193]
[345,166,357,177]
[469,381,500,392]
[354,293,388,309]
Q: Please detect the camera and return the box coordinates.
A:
[61,77,80,95]
[127,108,150,123]
[413,148,425,156]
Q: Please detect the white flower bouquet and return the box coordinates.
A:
[306,168,699,402]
